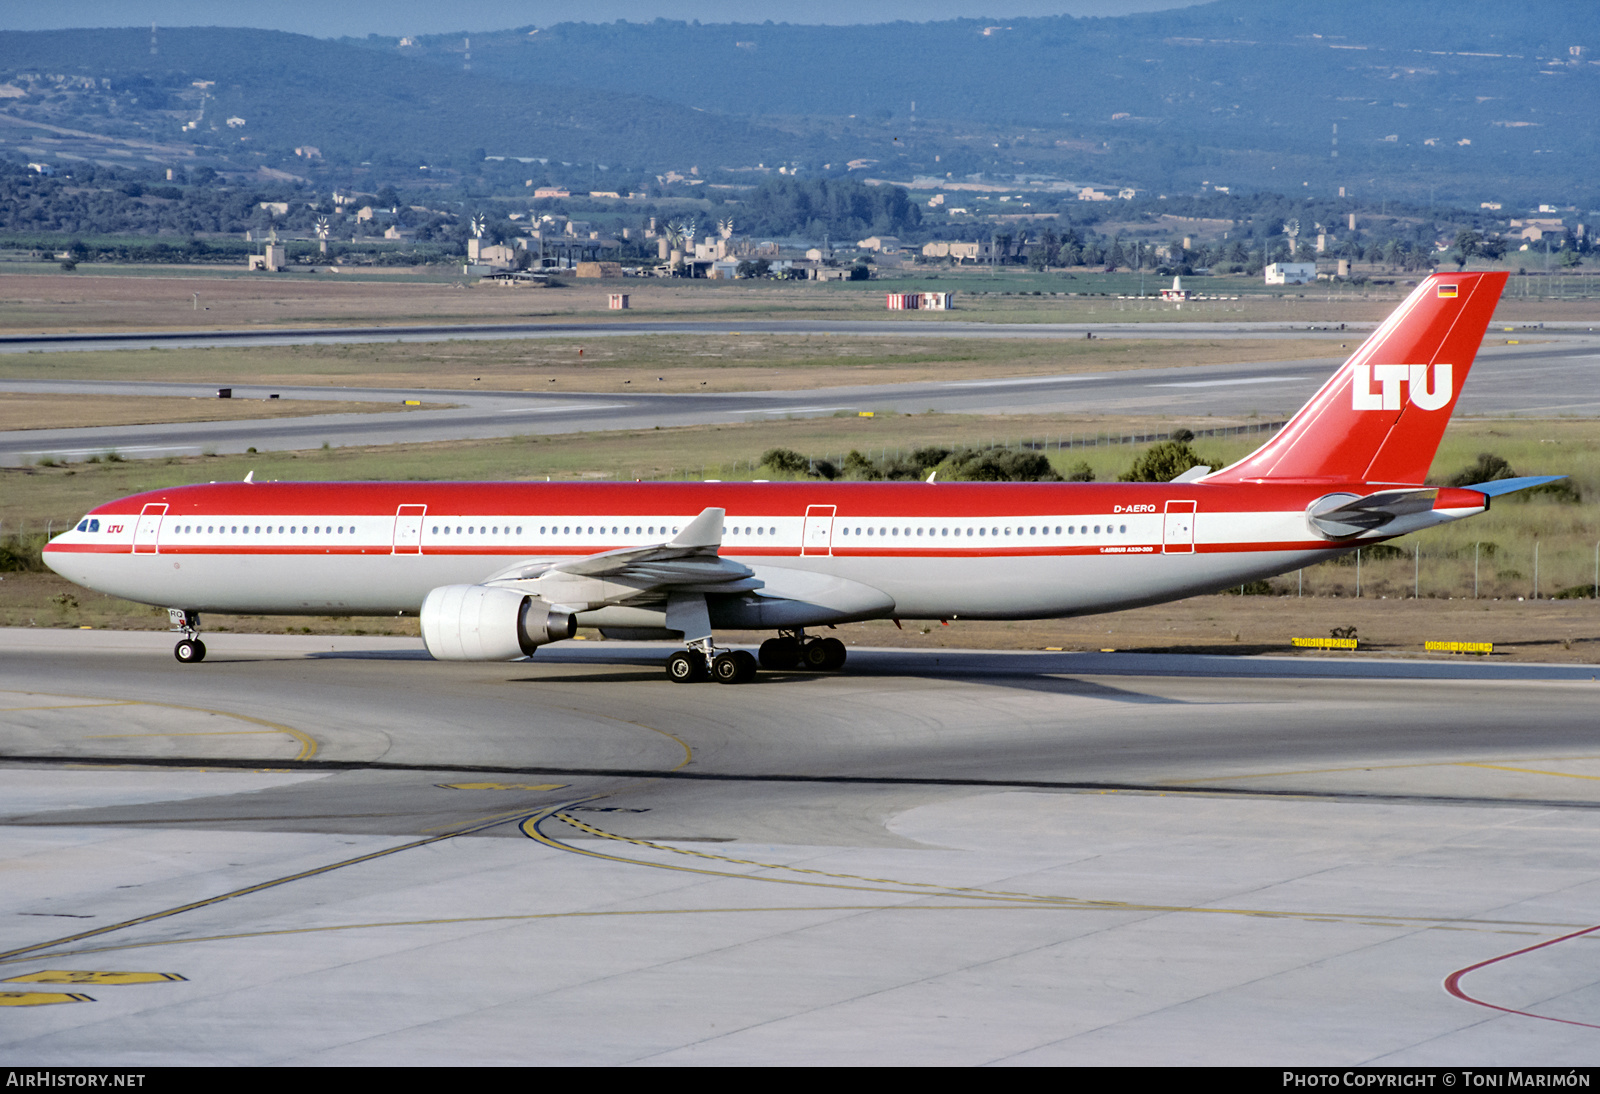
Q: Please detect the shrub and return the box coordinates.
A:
[1118,440,1216,483]
[944,448,1063,482]
[760,447,810,477]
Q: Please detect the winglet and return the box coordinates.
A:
[243,470,254,484]
[670,507,725,549]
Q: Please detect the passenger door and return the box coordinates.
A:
[1162,500,1196,554]
[132,503,167,554]
[801,504,836,557]
[392,504,427,555]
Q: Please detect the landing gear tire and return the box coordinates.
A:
[818,637,847,671]
[800,640,829,670]
[801,638,848,671]
[174,638,207,664]
[759,637,801,670]
[666,650,707,683]
[713,649,758,684]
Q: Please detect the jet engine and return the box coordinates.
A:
[420,584,576,661]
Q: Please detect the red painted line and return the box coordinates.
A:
[1443,922,1600,1029]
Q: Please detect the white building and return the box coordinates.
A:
[1264,262,1316,286]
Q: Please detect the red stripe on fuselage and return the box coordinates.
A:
[73,479,1432,519]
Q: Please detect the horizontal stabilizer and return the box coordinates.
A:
[1461,475,1567,498]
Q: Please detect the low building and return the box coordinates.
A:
[247,243,286,272]
[467,240,516,266]
[887,291,955,311]
[856,236,902,254]
[921,241,989,263]
[1264,262,1316,286]
[575,261,624,279]
[479,270,548,286]
[1509,218,1565,242]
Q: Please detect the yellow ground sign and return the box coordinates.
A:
[0,992,93,1006]
[1292,637,1358,650]
[1425,640,1493,654]
[4,970,185,985]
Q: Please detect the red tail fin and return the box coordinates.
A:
[1206,271,1507,486]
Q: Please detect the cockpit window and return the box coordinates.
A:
[90,519,99,533]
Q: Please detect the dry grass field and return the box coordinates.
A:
[0,332,1343,399]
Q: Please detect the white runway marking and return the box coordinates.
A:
[22,444,203,457]
[496,403,629,414]
[736,406,856,415]
[1149,376,1302,388]
[941,375,1099,388]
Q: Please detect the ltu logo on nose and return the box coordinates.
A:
[1350,363,1452,411]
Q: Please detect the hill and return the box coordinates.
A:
[0,26,813,173]
[0,2,1596,207]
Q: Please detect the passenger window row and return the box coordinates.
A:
[436,524,681,536]
[433,525,524,535]
[171,524,358,535]
[840,523,1129,538]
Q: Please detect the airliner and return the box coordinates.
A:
[43,271,1552,683]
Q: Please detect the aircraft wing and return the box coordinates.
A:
[482,507,761,600]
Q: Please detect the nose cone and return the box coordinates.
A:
[39,529,92,587]
[41,537,70,577]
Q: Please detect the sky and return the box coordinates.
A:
[0,1,1208,37]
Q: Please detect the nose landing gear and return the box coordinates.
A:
[168,608,206,664]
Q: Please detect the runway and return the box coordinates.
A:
[3,336,1598,465]
[4,629,1600,1064]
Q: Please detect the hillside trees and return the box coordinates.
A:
[742,177,921,239]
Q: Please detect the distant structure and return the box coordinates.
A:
[1264,262,1316,286]
[248,243,285,272]
[885,291,954,311]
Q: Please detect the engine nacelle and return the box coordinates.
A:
[420,584,576,661]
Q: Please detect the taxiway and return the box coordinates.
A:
[3,630,1599,1064]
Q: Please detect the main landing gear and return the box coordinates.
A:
[758,631,846,673]
[666,640,757,685]
[169,608,206,664]
[664,631,848,684]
